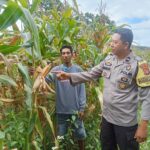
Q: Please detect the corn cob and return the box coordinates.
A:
[32,64,53,93]
[41,64,52,77]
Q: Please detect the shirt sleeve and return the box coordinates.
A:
[78,83,86,112]
[76,66,86,112]
[70,61,104,85]
[45,67,57,83]
[139,86,150,121]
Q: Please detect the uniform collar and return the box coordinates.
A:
[113,51,134,67]
[123,51,134,64]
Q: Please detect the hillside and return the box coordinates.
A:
[132,45,150,62]
[132,45,150,51]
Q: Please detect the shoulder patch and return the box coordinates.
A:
[136,60,150,87]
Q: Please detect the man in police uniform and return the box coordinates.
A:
[53,28,150,150]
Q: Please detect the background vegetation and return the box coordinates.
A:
[0,0,150,149]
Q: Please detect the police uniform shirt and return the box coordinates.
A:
[69,52,150,127]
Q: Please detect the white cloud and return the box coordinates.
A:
[71,0,150,47]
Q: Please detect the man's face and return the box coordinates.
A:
[110,33,128,56]
[61,48,73,64]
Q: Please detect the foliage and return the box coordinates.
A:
[0,0,117,149]
[132,46,150,63]
[1,0,150,149]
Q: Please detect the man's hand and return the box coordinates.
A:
[78,111,84,120]
[134,120,148,143]
[51,71,71,80]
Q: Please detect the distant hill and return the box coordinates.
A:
[132,45,150,63]
[132,45,150,51]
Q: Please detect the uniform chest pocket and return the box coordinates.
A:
[117,70,133,90]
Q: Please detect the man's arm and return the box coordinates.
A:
[78,83,86,120]
[70,63,104,85]
[45,67,58,83]
[53,62,104,85]
[135,87,150,143]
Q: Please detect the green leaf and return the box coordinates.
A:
[17,63,31,88]
[0,131,5,139]
[0,75,17,87]
[17,0,28,8]
[0,45,21,55]
[17,63,32,108]
[39,106,59,147]
[63,8,72,18]
[30,0,41,13]
[64,36,72,43]
[71,115,76,122]
[0,1,23,30]
[20,7,41,59]
[24,84,32,109]
[72,0,80,15]
[95,87,103,110]
[35,111,43,140]
[0,131,5,150]
[32,140,41,150]
[28,111,37,135]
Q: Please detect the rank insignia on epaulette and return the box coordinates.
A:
[136,60,150,87]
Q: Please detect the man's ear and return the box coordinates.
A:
[124,42,129,49]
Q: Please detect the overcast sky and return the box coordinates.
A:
[68,0,150,47]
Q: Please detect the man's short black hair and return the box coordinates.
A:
[60,45,73,53]
[114,28,133,48]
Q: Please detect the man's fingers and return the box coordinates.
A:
[51,71,62,74]
[135,136,147,143]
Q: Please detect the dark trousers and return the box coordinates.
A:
[100,117,139,150]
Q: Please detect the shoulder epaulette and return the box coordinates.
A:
[136,60,150,87]
[134,55,143,62]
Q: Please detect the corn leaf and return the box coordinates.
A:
[64,36,72,43]
[32,141,41,150]
[18,63,31,88]
[0,131,5,150]
[20,7,41,60]
[0,75,17,87]
[0,45,21,55]
[35,112,43,140]
[0,98,15,103]
[30,0,41,13]
[39,106,59,147]
[0,1,23,30]
[17,0,28,8]
[95,87,103,110]
[63,8,72,18]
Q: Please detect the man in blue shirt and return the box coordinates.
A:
[46,45,86,150]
